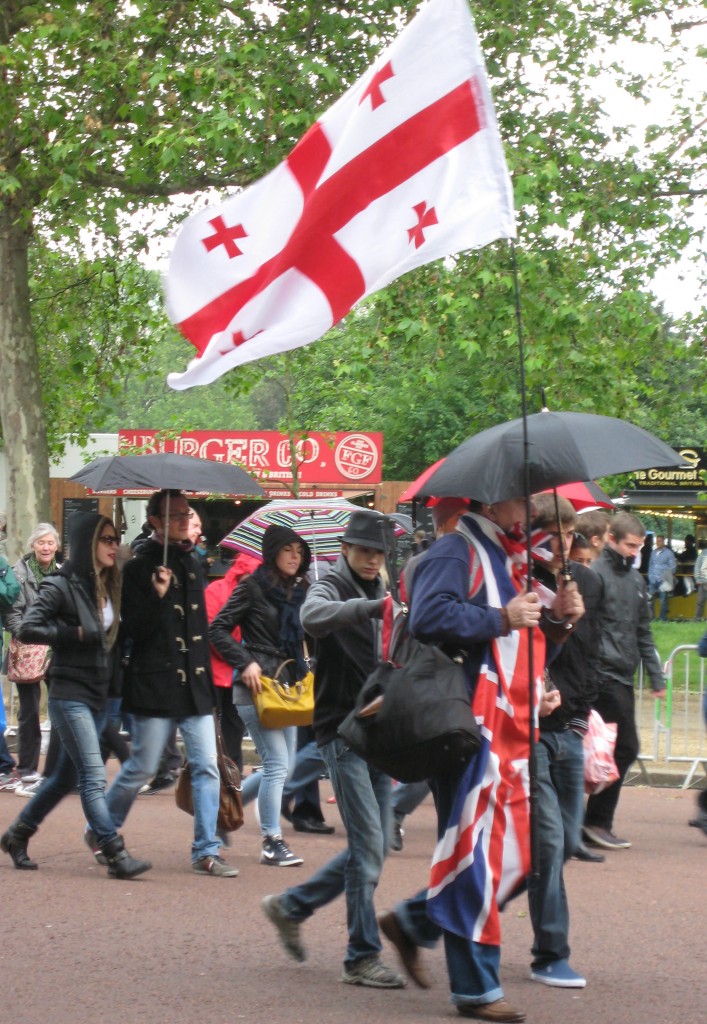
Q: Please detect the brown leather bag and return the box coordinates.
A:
[175,711,244,832]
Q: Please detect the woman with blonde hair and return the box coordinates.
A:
[1,512,151,879]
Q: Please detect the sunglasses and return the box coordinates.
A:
[98,535,120,546]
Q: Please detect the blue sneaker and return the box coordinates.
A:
[531,960,586,988]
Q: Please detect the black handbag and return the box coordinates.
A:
[338,621,481,783]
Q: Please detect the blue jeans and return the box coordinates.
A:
[0,677,14,774]
[395,768,502,1006]
[238,704,297,837]
[242,735,324,809]
[20,699,118,847]
[527,729,585,968]
[105,713,219,861]
[649,587,670,620]
[280,737,392,968]
[392,780,430,820]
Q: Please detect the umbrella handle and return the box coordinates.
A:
[163,491,170,567]
[310,510,319,580]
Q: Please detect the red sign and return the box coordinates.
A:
[118,430,383,485]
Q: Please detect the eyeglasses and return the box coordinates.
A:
[98,535,120,546]
[162,511,194,521]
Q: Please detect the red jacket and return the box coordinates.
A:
[205,552,262,688]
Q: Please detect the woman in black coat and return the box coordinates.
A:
[210,525,311,868]
[1,512,151,879]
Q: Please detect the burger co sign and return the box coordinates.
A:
[119,430,383,485]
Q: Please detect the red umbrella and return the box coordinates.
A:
[398,459,445,502]
[541,480,615,511]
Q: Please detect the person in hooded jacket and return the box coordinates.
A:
[210,525,311,868]
[0,512,151,879]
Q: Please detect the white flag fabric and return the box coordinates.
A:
[166,0,515,391]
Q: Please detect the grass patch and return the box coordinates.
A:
[649,621,705,691]
[650,620,705,663]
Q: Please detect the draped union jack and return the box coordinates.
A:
[166,0,515,390]
[427,514,546,945]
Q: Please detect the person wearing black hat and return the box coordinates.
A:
[261,508,405,990]
[210,523,312,868]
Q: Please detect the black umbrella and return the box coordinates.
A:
[418,410,685,503]
[69,453,266,497]
[70,453,266,563]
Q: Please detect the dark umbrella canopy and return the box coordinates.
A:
[69,453,266,496]
[419,411,685,504]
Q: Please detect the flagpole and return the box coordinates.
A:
[510,239,540,880]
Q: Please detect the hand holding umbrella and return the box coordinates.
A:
[151,565,173,598]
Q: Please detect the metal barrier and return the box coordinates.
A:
[662,644,706,788]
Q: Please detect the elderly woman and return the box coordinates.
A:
[5,523,61,787]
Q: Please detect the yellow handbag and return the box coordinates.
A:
[254,649,315,730]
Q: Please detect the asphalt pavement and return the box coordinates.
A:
[2,774,705,1024]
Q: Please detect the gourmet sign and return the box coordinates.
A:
[629,447,705,491]
[118,430,383,485]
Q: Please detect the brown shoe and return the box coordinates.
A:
[378,911,431,989]
[457,998,526,1022]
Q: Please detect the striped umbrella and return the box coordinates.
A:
[220,499,407,567]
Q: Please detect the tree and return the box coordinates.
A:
[1,2,705,556]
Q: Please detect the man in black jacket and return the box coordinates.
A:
[103,490,237,877]
[526,494,602,990]
[583,512,666,851]
[262,509,405,990]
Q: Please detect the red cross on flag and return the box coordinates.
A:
[166,0,516,391]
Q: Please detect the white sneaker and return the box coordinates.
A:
[16,779,44,797]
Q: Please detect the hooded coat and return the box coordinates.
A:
[120,534,215,717]
[209,527,311,706]
[18,512,119,711]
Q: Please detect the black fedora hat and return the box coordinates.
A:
[340,509,394,552]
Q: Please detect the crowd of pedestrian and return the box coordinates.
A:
[1,496,705,1023]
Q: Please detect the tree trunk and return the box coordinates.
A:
[0,207,51,562]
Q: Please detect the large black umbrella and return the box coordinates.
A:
[70,453,266,563]
[418,410,685,502]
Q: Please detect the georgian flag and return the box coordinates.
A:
[166,0,515,390]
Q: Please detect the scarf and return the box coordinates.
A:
[251,564,308,678]
[148,529,194,553]
[27,553,56,582]
[493,523,557,609]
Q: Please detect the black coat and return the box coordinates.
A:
[542,561,602,732]
[209,574,301,704]
[121,539,215,716]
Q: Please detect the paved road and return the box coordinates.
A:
[2,777,705,1024]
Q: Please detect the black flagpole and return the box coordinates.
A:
[510,240,540,881]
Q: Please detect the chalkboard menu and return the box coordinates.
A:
[62,497,99,555]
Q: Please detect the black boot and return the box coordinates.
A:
[1,819,39,870]
[101,835,152,880]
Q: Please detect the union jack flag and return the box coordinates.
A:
[427,513,546,944]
